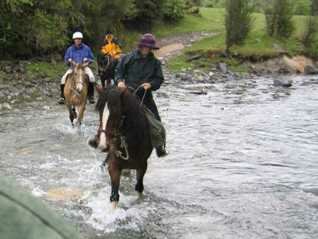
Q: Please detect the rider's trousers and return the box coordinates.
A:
[61,67,95,84]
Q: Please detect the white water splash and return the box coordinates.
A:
[32,186,47,197]
[85,188,146,233]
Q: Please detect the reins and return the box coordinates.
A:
[132,85,148,106]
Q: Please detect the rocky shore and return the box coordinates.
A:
[0,61,60,110]
[1,54,318,111]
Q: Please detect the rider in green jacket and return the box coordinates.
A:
[115,33,167,157]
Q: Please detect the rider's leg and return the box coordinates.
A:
[85,67,96,104]
[58,69,72,104]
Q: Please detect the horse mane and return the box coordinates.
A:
[67,64,86,82]
[96,87,148,141]
[120,89,148,142]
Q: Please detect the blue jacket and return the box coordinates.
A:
[64,43,94,64]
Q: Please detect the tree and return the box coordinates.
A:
[0,0,135,58]
[162,0,185,22]
[225,0,253,52]
[301,0,318,57]
[125,0,164,30]
[265,0,294,38]
[312,0,318,15]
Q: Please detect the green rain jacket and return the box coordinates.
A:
[0,177,81,239]
[115,50,164,90]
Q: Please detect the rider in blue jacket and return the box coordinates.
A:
[58,32,96,104]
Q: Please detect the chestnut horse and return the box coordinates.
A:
[93,86,153,208]
[64,63,89,126]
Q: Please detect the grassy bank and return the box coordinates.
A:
[3,8,309,75]
[168,8,308,72]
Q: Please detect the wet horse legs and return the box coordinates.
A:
[135,165,147,195]
[77,105,86,125]
[108,159,121,204]
[68,106,77,125]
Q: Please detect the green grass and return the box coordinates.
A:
[153,8,225,37]
[26,61,66,79]
[119,8,225,51]
[168,9,308,72]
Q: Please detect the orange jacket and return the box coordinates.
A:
[101,34,122,59]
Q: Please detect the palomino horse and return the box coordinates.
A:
[64,63,89,126]
[91,86,153,208]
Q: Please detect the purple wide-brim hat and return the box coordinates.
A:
[138,33,160,50]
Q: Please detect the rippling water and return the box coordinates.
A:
[0,75,318,239]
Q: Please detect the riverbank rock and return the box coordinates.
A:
[273,78,293,88]
[283,56,315,74]
[0,103,12,110]
[217,63,228,74]
[304,65,318,75]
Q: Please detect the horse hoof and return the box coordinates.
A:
[138,193,144,199]
[112,201,118,209]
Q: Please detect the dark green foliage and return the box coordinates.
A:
[0,0,74,58]
[185,0,202,7]
[0,0,173,58]
[225,0,253,51]
[312,0,318,15]
[125,0,165,30]
[302,1,318,57]
[79,0,133,48]
[265,0,294,38]
[162,0,186,22]
[294,0,311,15]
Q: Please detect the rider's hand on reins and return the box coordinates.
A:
[142,83,151,91]
[118,81,127,91]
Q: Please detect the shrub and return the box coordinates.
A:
[265,0,294,38]
[225,0,253,51]
[162,0,185,22]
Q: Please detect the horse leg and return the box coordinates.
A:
[108,159,121,208]
[135,164,147,196]
[68,106,75,126]
[77,105,85,126]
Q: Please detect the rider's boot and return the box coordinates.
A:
[58,84,65,104]
[156,146,168,158]
[88,82,96,104]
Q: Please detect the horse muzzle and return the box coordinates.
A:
[76,84,83,92]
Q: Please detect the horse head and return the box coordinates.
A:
[71,63,88,93]
[95,86,123,151]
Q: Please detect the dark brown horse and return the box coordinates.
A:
[92,86,153,208]
[97,54,117,88]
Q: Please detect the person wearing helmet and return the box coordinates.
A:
[115,33,167,157]
[58,31,96,104]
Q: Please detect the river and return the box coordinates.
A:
[0,74,317,239]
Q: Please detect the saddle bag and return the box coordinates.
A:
[143,106,166,148]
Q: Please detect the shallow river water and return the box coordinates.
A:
[0,75,318,239]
